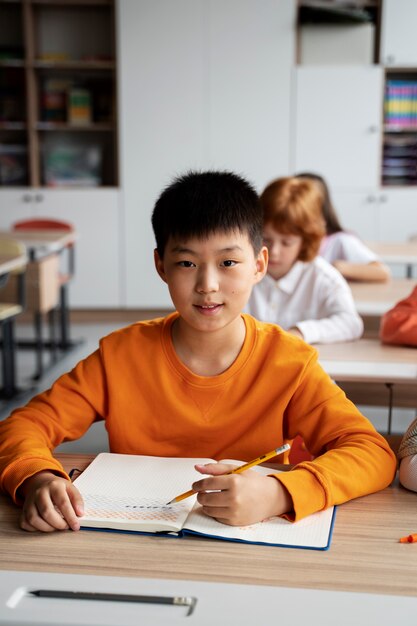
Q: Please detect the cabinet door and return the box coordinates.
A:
[293,67,383,189]
[0,191,42,226]
[331,190,381,241]
[380,0,417,67]
[378,189,417,242]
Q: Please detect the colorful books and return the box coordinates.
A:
[73,453,335,551]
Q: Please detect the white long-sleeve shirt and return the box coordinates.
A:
[246,256,363,344]
[320,232,378,264]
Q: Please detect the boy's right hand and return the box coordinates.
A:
[19,471,84,532]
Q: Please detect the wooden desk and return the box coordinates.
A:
[318,339,417,384]
[0,252,27,276]
[0,453,416,598]
[4,230,77,261]
[367,241,417,278]
[350,278,417,316]
[0,248,28,399]
[0,229,80,380]
[318,339,417,433]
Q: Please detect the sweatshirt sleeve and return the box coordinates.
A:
[273,351,397,521]
[379,286,417,346]
[0,347,108,503]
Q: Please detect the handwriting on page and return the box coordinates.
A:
[83,494,188,523]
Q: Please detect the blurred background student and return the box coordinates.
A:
[397,417,417,493]
[246,176,363,344]
[380,286,417,491]
[297,173,390,283]
[379,285,417,346]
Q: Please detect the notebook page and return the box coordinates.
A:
[73,453,212,533]
[183,462,334,549]
[184,504,334,549]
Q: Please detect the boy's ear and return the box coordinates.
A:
[154,249,167,283]
[254,246,268,283]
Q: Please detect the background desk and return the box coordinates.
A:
[350,278,417,316]
[5,230,77,262]
[1,453,417,599]
[367,241,417,278]
[318,339,417,433]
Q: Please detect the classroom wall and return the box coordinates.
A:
[118,0,296,308]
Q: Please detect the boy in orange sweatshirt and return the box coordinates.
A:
[0,171,396,533]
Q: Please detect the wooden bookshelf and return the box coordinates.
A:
[0,0,118,188]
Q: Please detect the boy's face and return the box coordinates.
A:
[154,230,267,334]
[263,223,302,281]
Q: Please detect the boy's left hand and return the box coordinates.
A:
[192,462,292,526]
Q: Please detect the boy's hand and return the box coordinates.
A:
[19,471,84,533]
[192,462,292,526]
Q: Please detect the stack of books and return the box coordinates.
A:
[382,134,417,186]
[384,79,417,130]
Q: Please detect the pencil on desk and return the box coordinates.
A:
[167,443,291,505]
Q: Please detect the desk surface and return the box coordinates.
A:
[318,338,417,384]
[0,252,27,275]
[1,453,417,598]
[350,277,417,315]
[0,230,76,259]
[367,241,417,264]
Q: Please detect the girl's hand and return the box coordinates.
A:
[192,462,292,526]
[19,471,84,532]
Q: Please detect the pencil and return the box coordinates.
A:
[166,443,291,505]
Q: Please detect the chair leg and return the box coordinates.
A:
[1,319,17,398]
[33,311,44,380]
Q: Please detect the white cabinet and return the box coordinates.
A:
[330,190,381,241]
[293,66,383,189]
[377,189,417,242]
[118,0,295,308]
[207,0,294,188]
[0,189,122,308]
[331,187,417,243]
[380,0,417,67]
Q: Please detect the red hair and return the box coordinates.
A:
[260,177,325,262]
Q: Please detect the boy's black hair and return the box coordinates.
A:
[151,170,263,257]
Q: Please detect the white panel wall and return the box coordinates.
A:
[118,0,295,308]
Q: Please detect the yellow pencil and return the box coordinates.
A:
[166,443,291,505]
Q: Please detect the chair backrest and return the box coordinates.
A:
[12,218,73,233]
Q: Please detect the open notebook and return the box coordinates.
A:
[73,453,335,550]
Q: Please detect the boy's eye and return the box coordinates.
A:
[178,260,195,268]
[222,259,237,267]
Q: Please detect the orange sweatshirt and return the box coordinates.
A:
[0,313,396,521]
[380,286,417,347]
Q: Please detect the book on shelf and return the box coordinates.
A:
[73,452,335,551]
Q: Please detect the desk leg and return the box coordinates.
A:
[33,311,44,381]
[59,284,70,349]
[0,319,16,398]
[386,383,393,435]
